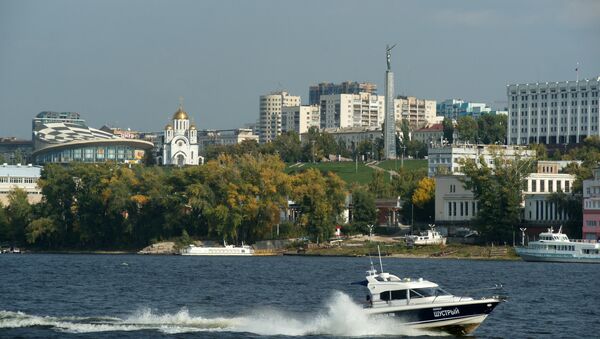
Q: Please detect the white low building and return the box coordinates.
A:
[428,143,536,177]
[522,162,576,223]
[434,161,576,225]
[0,164,42,205]
[198,129,258,153]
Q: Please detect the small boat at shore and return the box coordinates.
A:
[515,227,600,263]
[405,225,447,246]
[352,249,504,335]
[180,241,254,256]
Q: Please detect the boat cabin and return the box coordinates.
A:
[362,271,452,307]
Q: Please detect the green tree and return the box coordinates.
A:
[477,114,507,144]
[529,144,548,160]
[456,116,478,143]
[273,131,302,163]
[26,217,58,246]
[459,151,535,242]
[351,185,377,233]
[292,168,346,242]
[5,188,32,244]
[442,117,454,144]
[369,170,388,198]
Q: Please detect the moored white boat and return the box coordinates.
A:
[181,242,254,256]
[405,224,447,246]
[352,252,503,335]
[515,227,600,263]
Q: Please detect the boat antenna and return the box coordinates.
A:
[377,245,384,273]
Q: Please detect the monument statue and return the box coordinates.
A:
[386,44,396,70]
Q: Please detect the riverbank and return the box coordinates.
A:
[284,243,520,260]
[14,240,521,261]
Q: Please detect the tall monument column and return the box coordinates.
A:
[384,44,397,159]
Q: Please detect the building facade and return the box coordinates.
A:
[281,105,320,135]
[434,175,479,225]
[0,138,33,165]
[435,161,575,227]
[197,128,258,154]
[32,112,153,164]
[427,143,536,177]
[259,91,301,143]
[309,81,377,105]
[583,168,600,240]
[320,92,384,129]
[161,105,203,166]
[302,127,382,152]
[523,162,576,224]
[507,77,600,145]
[393,96,437,129]
[412,123,444,144]
[0,164,43,205]
[437,99,492,120]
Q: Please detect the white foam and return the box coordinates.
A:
[0,292,442,336]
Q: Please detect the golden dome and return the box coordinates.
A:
[172,105,189,120]
[190,124,197,130]
[165,124,173,130]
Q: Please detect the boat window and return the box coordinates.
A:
[409,288,449,298]
[379,290,407,301]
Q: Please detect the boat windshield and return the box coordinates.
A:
[409,287,450,298]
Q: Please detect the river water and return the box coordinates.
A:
[0,254,598,338]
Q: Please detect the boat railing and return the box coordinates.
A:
[570,239,598,244]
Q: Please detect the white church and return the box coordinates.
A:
[161,103,204,166]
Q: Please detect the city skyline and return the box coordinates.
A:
[1,0,599,139]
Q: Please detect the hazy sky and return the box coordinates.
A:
[1,0,599,139]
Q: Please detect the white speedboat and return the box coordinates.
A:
[515,227,600,263]
[180,242,254,256]
[353,254,503,335]
[406,224,447,246]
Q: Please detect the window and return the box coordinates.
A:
[532,180,537,192]
[409,288,449,299]
[540,180,545,192]
[380,290,407,301]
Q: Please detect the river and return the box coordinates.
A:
[0,254,598,338]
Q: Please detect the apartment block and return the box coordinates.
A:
[259,91,301,143]
[281,105,320,135]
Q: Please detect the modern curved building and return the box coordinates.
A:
[32,111,154,164]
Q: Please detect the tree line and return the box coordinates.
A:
[0,155,351,249]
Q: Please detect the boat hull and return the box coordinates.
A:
[515,250,600,263]
[367,299,500,335]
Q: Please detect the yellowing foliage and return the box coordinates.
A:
[412,177,435,208]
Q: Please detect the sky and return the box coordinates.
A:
[1,0,599,139]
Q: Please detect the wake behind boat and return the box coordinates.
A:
[352,249,504,335]
[515,227,600,263]
[180,241,254,256]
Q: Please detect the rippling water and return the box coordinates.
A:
[1,254,598,338]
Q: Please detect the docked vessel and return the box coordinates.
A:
[181,242,254,256]
[353,256,503,335]
[405,224,447,246]
[515,227,600,263]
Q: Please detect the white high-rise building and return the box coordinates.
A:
[281,105,320,135]
[507,77,600,145]
[393,96,437,129]
[259,91,301,143]
[320,92,385,129]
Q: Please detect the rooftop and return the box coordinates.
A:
[0,164,42,177]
